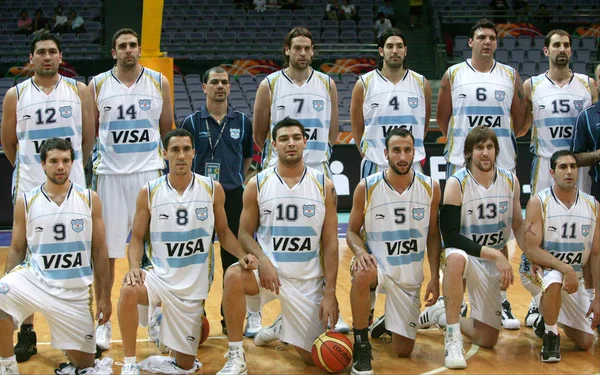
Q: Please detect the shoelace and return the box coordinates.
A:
[447,339,465,358]
[247,313,261,328]
[221,351,242,372]
[122,363,138,373]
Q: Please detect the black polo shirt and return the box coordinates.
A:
[180,105,253,191]
[571,100,600,185]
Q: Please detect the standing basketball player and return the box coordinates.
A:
[519,29,597,329]
[350,28,432,179]
[216,117,339,375]
[523,150,599,362]
[1,33,95,362]
[347,128,441,374]
[0,138,111,375]
[89,28,173,350]
[117,129,256,374]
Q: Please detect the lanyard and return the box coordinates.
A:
[205,118,227,159]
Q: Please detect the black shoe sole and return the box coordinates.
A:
[15,347,37,363]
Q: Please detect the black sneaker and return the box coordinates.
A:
[351,341,373,375]
[15,328,37,362]
[533,316,545,339]
[540,331,561,362]
[369,315,390,339]
[460,303,468,318]
[95,344,102,359]
[368,308,374,327]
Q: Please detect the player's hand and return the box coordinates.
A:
[258,257,281,295]
[493,251,513,289]
[530,263,543,280]
[562,268,578,294]
[239,254,258,270]
[96,295,112,325]
[319,293,338,331]
[353,251,378,272]
[123,267,145,285]
[586,296,600,330]
[424,278,440,307]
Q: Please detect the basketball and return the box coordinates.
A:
[199,314,210,346]
[311,331,353,373]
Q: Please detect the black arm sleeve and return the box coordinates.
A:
[440,204,482,258]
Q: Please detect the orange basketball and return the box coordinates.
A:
[199,314,210,346]
[311,331,353,373]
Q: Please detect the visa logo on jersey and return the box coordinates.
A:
[381,125,413,137]
[42,253,83,269]
[386,239,418,255]
[471,231,506,246]
[166,239,205,257]
[273,237,312,251]
[34,137,72,154]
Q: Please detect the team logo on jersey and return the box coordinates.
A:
[499,201,509,214]
[303,204,316,218]
[408,97,419,108]
[59,106,72,118]
[582,225,590,237]
[573,100,584,111]
[495,90,506,102]
[230,128,240,139]
[71,218,84,233]
[0,282,10,295]
[139,99,151,111]
[196,207,208,221]
[412,208,425,221]
[313,100,324,112]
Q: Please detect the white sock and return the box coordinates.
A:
[228,341,243,350]
[545,323,558,335]
[0,355,16,362]
[446,323,461,340]
[501,291,507,302]
[586,289,594,301]
[124,356,137,364]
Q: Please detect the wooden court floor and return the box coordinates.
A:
[1,240,599,375]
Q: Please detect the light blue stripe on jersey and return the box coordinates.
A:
[364,115,420,126]
[305,142,328,151]
[114,142,159,154]
[17,126,76,140]
[299,118,327,128]
[261,225,317,236]
[545,241,585,252]
[461,222,507,234]
[452,106,505,115]
[31,241,87,254]
[273,250,318,262]
[550,139,571,147]
[386,251,425,266]
[44,266,93,280]
[572,264,582,272]
[151,228,210,242]
[102,119,154,130]
[536,117,578,127]
[366,229,423,241]
[166,253,208,268]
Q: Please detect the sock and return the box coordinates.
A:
[353,328,369,344]
[20,324,33,332]
[228,341,243,350]
[446,323,461,340]
[0,355,17,362]
[501,291,507,302]
[586,289,594,301]
[124,356,136,364]
[544,323,558,335]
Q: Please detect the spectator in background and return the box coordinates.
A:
[374,13,392,40]
[266,0,281,9]
[52,6,69,33]
[17,10,33,35]
[378,0,396,25]
[533,3,550,23]
[68,10,85,33]
[326,0,340,20]
[254,0,266,12]
[489,0,509,23]
[513,0,529,22]
[339,0,357,20]
[31,9,50,36]
[281,0,300,10]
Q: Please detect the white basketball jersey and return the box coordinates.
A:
[452,167,515,257]
[23,182,93,288]
[360,69,427,167]
[363,170,433,287]
[145,174,215,300]
[445,60,517,170]
[262,69,332,168]
[256,166,326,280]
[530,73,593,159]
[92,67,165,175]
[536,187,597,275]
[13,76,85,198]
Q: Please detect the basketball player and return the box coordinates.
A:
[0,33,95,362]
[419,127,526,369]
[523,150,599,362]
[519,29,598,329]
[346,128,441,374]
[0,138,111,375]
[116,129,257,374]
[350,28,432,178]
[253,26,348,333]
[89,28,173,350]
[216,117,339,375]
[436,18,527,329]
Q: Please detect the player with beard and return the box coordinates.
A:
[419,126,526,369]
[350,28,432,179]
[1,33,95,363]
[519,29,597,330]
[346,128,441,375]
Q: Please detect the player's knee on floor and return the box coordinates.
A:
[173,351,196,371]
[0,309,10,320]
[392,334,415,357]
[295,346,314,366]
[473,321,500,349]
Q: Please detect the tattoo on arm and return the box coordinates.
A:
[525,223,536,236]
[331,186,338,208]
[440,84,447,92]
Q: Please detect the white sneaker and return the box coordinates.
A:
[254,315,282,346]
[417,297,446,329]
[121,362,140,375]
[525,299,540,327]
[54,363,77,375]
[95,321,112,351]
[243,311,262,338]
[0,359,19,375]
[333,315,350,334]
[444,337,467,369]
[501,300,520,330]
[216,348,248,375]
